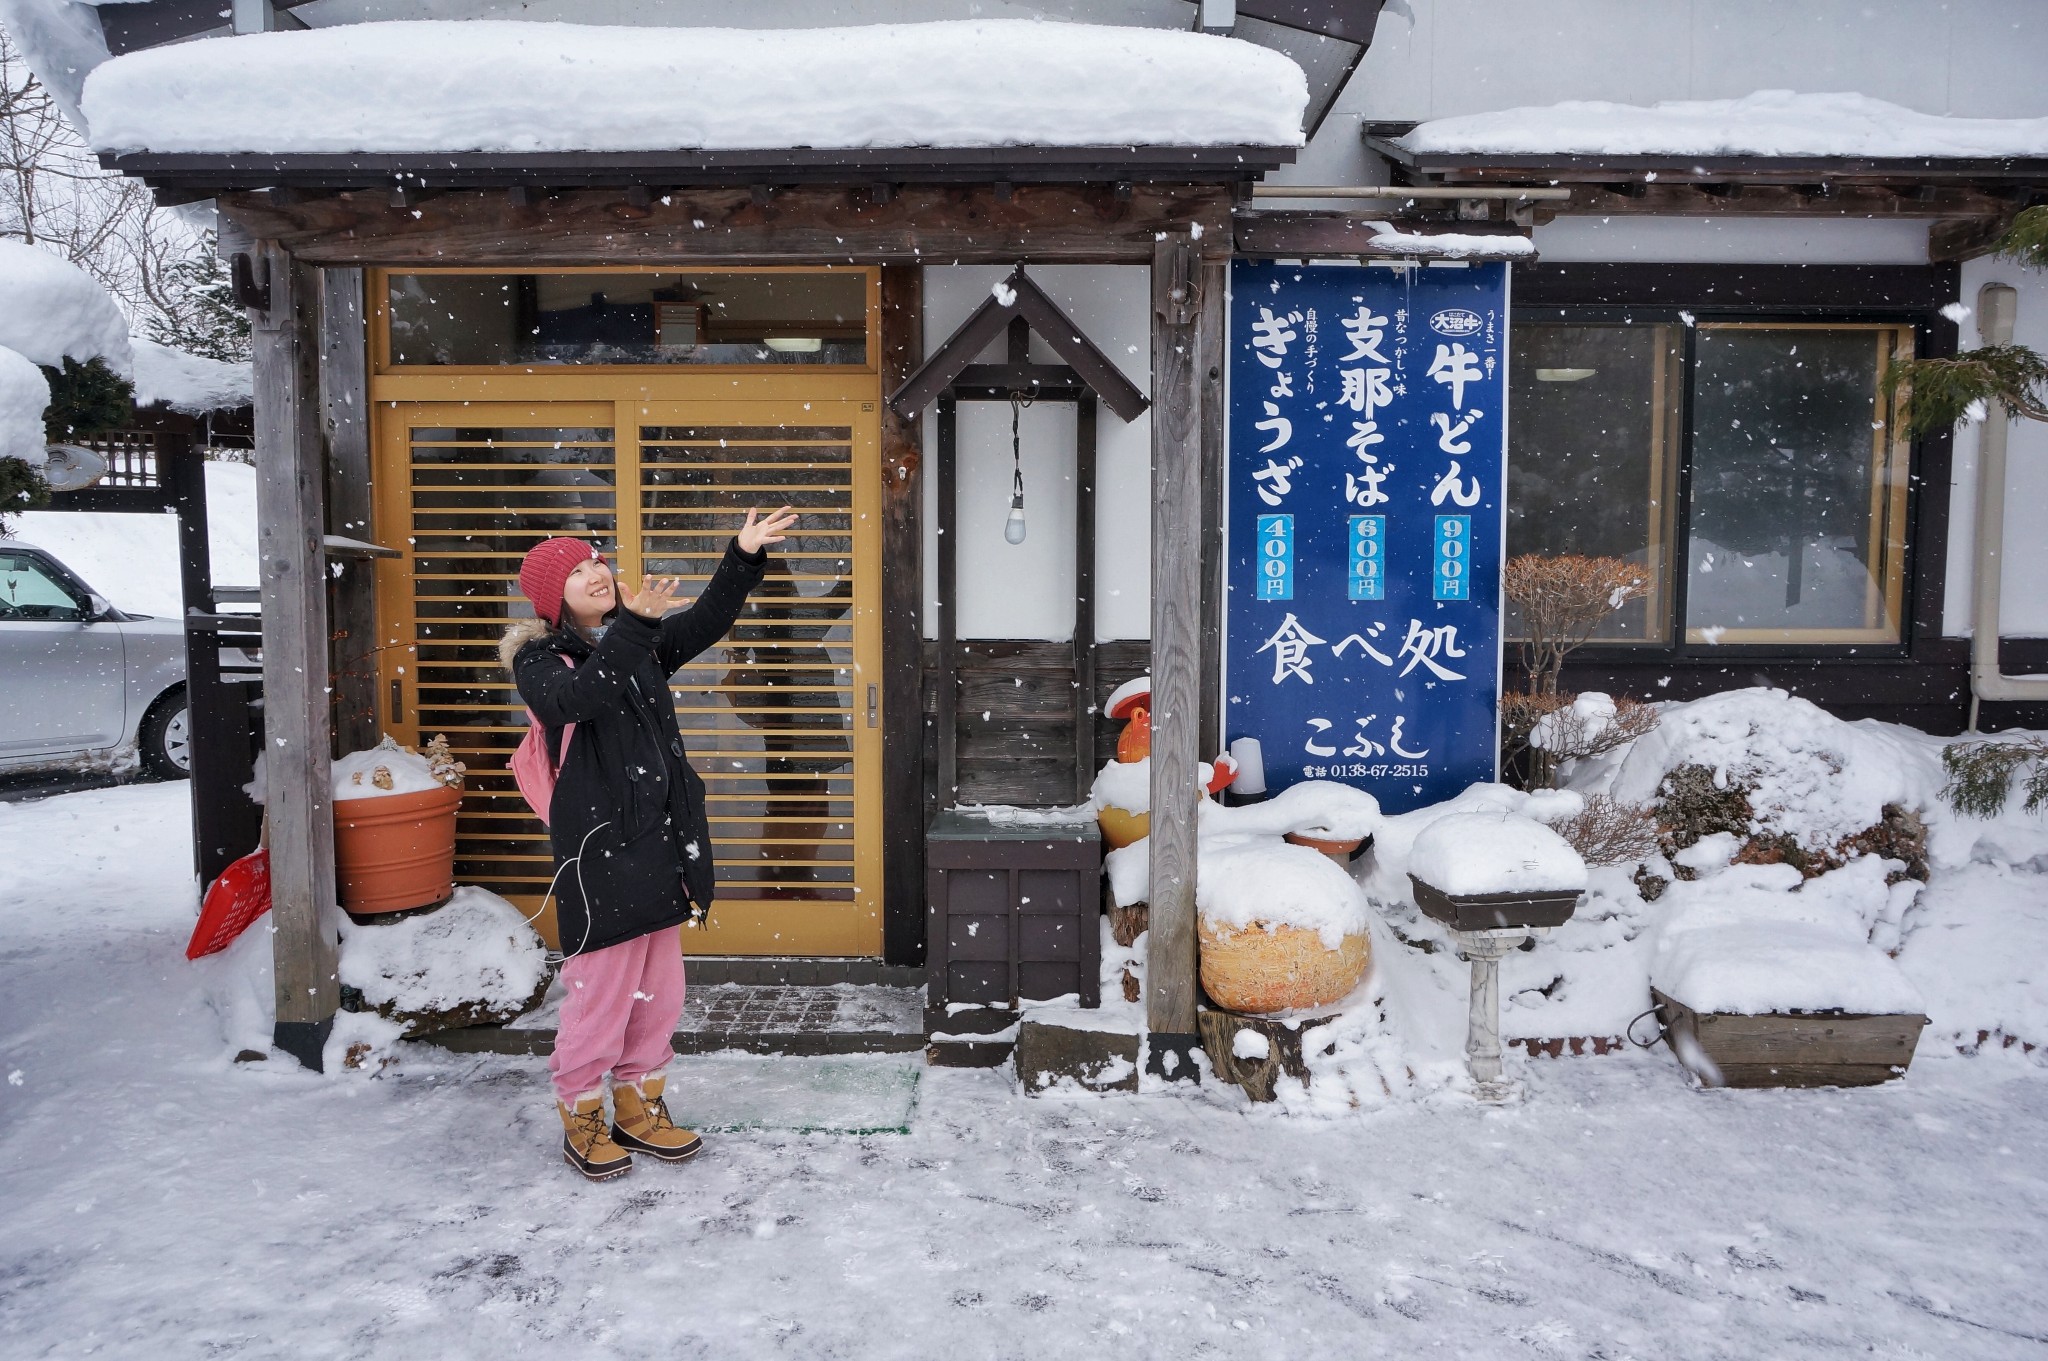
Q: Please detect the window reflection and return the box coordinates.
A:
[387,271,868,367]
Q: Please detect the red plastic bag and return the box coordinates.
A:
[186,847,271,960]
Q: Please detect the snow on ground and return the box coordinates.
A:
[82,20,1308,157]
[12,458,259,614]
[4,783,2048,1358]
[1397,90,2048,159]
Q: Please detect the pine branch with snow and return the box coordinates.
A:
[1940,736,2048,819]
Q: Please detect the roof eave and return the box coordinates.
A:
[1362,131,2048,185]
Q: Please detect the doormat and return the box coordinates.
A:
[665,1053,922,1135]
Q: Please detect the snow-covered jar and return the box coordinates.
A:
[330,736,466,918]
[1195,837,1372,1014]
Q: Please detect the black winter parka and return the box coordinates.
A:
[506,538,766,955]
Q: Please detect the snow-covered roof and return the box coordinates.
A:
[131,339,252,415]
[0,240,133,375]
[81,19,1307,157]
[1393,91,2048,162]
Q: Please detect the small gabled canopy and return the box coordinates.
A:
[888,267,1150,423]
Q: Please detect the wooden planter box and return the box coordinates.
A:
[926,809,1102,1012]
[1652,988,1929,1089]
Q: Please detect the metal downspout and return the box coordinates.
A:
[1967,281,2048,728]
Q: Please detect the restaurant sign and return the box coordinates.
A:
[1223,260,1508,814]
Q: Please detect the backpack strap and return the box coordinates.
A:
[552,653,578,770]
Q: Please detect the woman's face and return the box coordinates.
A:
[561,556,615,628]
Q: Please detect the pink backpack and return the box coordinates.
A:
[511,654,575,825]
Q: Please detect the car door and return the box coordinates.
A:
[0,549,127,759]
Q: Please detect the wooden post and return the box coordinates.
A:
[320,266,379,755]
[878,264,927,965]
[1146,234,1205,1077]
[253,243,341,1070]
[935,393,960,810]
[1073,392,1099,803]
[1196,259,1229,761]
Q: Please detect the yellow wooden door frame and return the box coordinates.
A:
[367,264,886,956]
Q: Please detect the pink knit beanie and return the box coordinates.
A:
[518,537,603,626]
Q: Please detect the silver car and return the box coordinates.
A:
[0,539,190,779]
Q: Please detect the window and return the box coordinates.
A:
[0,553,86,622]
[1508,319,1914,648]
[382,270,870,368]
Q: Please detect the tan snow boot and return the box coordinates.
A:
[611,1074,703,1163]
[558,1093,633,1181]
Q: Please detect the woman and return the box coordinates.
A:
[500,506,798,1181]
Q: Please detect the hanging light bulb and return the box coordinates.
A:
[1004,393,1028,545]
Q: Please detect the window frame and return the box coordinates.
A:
[1510,296,1935,664]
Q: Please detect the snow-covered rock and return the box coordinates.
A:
[83,20,1308,156]
[0,240,132,374]
[337,886,549,1037]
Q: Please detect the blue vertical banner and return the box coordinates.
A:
[1224,261,1507,814]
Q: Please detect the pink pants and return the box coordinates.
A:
[548,926,686,1104]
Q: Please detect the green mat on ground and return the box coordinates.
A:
[664,1053,922,1135]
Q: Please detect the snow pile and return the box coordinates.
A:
[0,239,132,374]
[83,20,1308,155]
[1648,861,1924,1016]
[1196,835,1371,949]
[131,339,251,414]
[958,802,1096,828]
[1531,692,1618,753]
[331,736,456,800]
[1398,90,2048,160]
[1409,811,1587,896]
[1091,758,1152,815]
[338,885,549,1035]
[0,347,51,466]
[1604,688,1935,858]
[1202,780,1381,841]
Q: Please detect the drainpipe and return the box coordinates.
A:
[1967,281,2048,728]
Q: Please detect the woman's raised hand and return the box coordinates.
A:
[738,506,799,555]
[623,575,682,619]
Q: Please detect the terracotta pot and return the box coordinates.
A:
[333,783,461,915]
[1199,918,1370,1014]
[1285,829,1363,864]
[1096,804,1150,850]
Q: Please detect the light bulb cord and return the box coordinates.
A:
[1009,393,1027,505]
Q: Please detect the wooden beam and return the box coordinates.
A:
[877,264,927,967]
[216,185,1235,269]
[1930,210,2024,263]
[1073,392,1099,805]
[1145,234,1205,1071]
[253,245,341,1070]
[319,267,378,756]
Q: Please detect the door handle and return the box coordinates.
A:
[867,683,878,728]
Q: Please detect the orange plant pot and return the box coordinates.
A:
[1199,919,1371,1014]
[333,783,461,915]
[1284,830,1363,864]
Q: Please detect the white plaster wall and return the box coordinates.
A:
[919,266,1153,641]
[1942,264,2048,638]
[1271,0,2048,191]
[1531,216,1937,265]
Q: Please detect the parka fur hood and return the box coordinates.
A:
[499,615,554,673]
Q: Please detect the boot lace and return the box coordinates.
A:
[571,1104,610,1146]
[641,1093,680,1134]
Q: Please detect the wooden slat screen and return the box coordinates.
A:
[640,423,860,909]
[404,422,619,907]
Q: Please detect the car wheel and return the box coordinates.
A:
[140,688,191,780]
